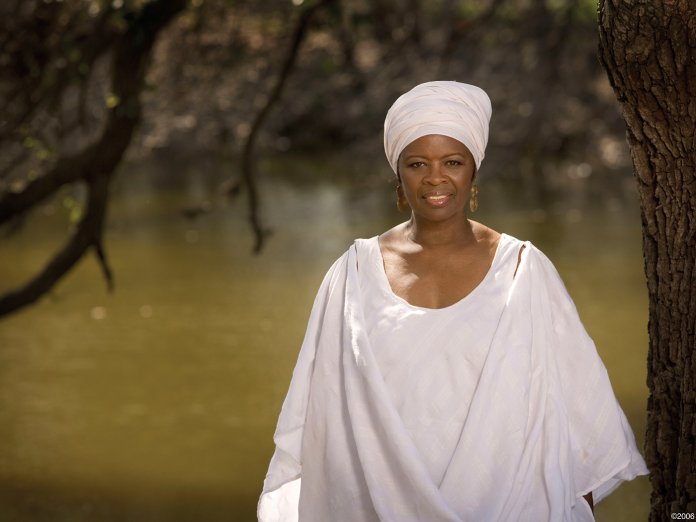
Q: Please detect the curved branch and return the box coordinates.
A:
[0,0,187,318]
[0,146,109,225]
[234,0,336,254]
[0,0,187,226]
[0,176,109,317]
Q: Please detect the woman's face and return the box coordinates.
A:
[397,134,476,222]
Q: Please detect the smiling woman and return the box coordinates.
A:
[386,134,489,310]
[257,81,648,521]
[399,134,476,212]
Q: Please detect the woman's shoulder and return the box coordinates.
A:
[373,222,405,252]
[466,221,529,255]
[350,222,542,257]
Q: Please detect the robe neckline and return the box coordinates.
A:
[369,232,510,312]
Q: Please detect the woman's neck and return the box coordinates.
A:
[404,214,476,249]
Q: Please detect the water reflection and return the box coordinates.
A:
[0,153,648,521]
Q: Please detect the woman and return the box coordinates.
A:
[258,81,648,521]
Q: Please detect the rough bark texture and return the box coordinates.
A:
[598,1,696,519]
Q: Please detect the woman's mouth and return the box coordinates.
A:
[423,192,453,207]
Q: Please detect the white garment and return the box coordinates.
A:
[358,234,520,487]
[258,234,648,522]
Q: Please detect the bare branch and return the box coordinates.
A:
[0,0,187,318]
[0,0,188,225]
[0,7,118,143]
[93,238,114,292]
[232,0,337,254]
[0,176,109,317]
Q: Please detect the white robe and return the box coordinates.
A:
[258,238,648,521]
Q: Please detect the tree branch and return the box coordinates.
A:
[0,176,108,317]
[0,6,117,143]
[0,0,187,318]
[231,0,337,254]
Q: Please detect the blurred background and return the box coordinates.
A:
[0,0,649,520]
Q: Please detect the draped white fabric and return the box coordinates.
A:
[258,238,648,522]
[357,234,520,487]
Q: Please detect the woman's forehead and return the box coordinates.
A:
[401,134,473,157]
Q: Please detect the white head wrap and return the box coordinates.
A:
[383,81,492,174]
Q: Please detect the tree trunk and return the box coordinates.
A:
[598,1,696,519]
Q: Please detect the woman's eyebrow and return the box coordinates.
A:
[403,152,466,160]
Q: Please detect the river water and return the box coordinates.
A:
[0,153,649,521]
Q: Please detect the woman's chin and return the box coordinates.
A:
[411,206,467,223]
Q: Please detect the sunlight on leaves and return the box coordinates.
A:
[106,94,121,108]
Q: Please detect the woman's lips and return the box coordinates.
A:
[422,192,453,207]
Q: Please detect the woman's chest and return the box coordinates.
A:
[382,251,491,309]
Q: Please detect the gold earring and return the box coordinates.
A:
[396,184,409,212]
[469,184,479,213]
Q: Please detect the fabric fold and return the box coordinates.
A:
[343,246,463,522]
[258,238,648,522]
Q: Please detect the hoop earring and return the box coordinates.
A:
[396,184,409,212]
[469,184,479,213]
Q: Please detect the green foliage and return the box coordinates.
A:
[456,0,489,18]
[547,0,597,20]
[21,135,53,161]
[62,193,84,223]
[106,94,121,108]
[454,0,597,23]
[320,55,339,74]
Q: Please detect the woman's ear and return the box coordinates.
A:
[396,183,409,212]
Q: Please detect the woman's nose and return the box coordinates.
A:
[423,163,446,184]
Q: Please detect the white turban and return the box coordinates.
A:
[383,81,492,174]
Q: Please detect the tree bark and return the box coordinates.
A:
[598,1,696,519]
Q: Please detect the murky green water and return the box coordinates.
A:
[0,154,649,521]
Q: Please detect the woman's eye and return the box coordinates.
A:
[445,160,462,166]
[408,162,425,168]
